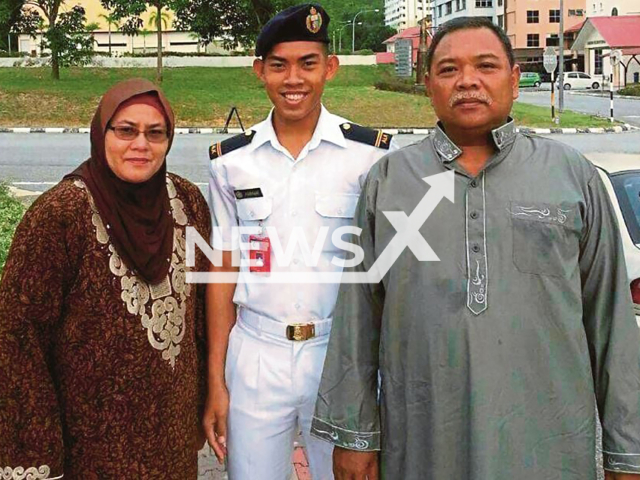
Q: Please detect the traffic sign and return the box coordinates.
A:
[543,46,558,73]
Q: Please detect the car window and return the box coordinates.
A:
[611,172,640,245]
[569,73,578,78]
[579,73,590,79]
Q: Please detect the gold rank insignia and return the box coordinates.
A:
[375,130,391,148]
[210,142,222,159]
[306,7,322,34]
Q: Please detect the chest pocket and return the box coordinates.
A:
[315,193,359,219]
[510,201,580,278]
[236,197,273,222]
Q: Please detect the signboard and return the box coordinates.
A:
[395,39,413,78]
[543,46,558,73]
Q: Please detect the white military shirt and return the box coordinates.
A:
[208,106,397,324]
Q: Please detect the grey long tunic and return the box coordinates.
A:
[311,122,640,479]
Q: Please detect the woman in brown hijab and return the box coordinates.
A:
[0,79,211,479]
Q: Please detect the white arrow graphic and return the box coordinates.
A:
[358,170,455,283]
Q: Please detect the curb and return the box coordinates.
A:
[567,90,640,101]
[0,125,638,135]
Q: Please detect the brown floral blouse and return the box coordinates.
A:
[0,174,211,480]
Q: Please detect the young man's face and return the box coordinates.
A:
[425,27,520,134]
[253,41,339,124]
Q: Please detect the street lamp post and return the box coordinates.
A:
[558,0,565,112]
[352,8,379,52]
[338,22,355,52]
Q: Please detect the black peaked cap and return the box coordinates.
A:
[255,3,330,57]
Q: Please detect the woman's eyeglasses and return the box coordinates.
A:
[107,125,168,143]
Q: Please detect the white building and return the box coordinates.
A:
[588,0,640,17]
[385,0,431,29]
[430,0,501,29]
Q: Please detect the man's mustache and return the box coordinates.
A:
[449,92,493,107]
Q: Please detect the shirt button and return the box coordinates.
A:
[471,244,480,253]
[470,180,478,188]
[293,259,299,265]
[291,210,298,217]
[294,303,301,310]
[470,211,479,220]
[337,208,343,215]
[250,211,255,218]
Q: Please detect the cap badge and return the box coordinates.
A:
[306,7,322,34]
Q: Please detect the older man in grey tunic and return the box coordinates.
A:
[310,17,640,480]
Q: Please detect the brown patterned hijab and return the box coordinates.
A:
[66,78,175,284]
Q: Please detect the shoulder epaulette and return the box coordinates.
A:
[209,130,256,160]
[340,122,393,150]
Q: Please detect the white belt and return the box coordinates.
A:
[238,308,332,341]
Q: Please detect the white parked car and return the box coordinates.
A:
[593,157,640,327]
[558,72,605,90]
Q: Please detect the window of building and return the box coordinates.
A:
[475,0,492,7]
[594,48,603,75]
[498,0,503,5]
[446,1,453,14]
[549,9,561,22]
[457,0,461,10]
[612,7,618,15]
[497,14,504,28]
[438,5,443,16]
[527,34,540,47]
[462,0,467,8]
[576,9,584,15]
[546,34,559,46]
[527,10,539,23]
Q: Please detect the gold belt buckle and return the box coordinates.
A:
[286,323,316,341]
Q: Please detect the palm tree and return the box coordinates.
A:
[188,32,201,54]
[85,22,100,52]
[141,28,152,54]
[148,5,170,82]
[98,12,119,56]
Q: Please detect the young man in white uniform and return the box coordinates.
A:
[203,4,397,479]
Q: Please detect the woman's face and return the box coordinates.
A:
[105,103,169,184]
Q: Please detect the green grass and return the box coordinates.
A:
[0,66,615,128]
[0,184,26,276]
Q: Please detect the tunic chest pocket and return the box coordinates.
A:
[510,202,580,278]
[315,193,359,219]
[237,197,273,222]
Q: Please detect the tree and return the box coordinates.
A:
[0,0,26,51]
[98,11,120,55]
[148,7,169,58]
[9,1,94,79]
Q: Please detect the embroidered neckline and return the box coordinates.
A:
[75,176,191,369]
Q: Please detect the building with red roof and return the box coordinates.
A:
[571,15,640,86]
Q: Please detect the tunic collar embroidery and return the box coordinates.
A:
[76,176,191,369]
[432,118,517,163]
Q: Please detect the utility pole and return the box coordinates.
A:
[558,0,565,112]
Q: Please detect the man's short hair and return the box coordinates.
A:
[426,17,515,73]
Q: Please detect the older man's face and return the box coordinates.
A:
[426,27,520,134]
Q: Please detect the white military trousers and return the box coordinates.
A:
[226,312,334,480]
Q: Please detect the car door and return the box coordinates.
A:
[578,73,591,89]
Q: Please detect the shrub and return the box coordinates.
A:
[0,184,26,276]
[619,83,640,97]
[374,76,418,94]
